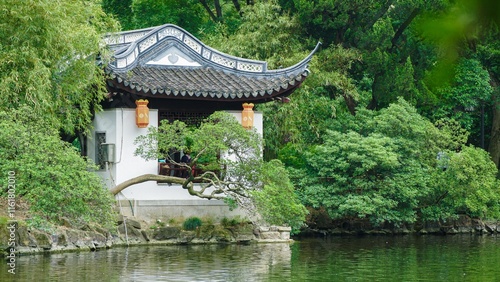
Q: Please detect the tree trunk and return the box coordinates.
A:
[198,0,219,22]
[363,0,395,30]
[232,0,242,15]
[111,174,186,195]
[342,92,357,116]
[214,0,222,20]
[367,73,381,110]
[391,8,420,51]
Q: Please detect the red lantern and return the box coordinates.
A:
[242,103,254,129]
[135,99,149,128]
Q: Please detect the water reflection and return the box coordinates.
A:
[1,235,499,281]
[1,243,292,282]
[118,244,292,282]
[291,235,500,281]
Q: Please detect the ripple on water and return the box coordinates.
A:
[1,235,499,281]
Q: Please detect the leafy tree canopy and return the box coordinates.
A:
[130,112,308,228]
[0,108,116,230]
[252,159,308,233]
[0,0,118,135]
[297,99,500,225]
[0,0,119,230]
[129,0,209,35]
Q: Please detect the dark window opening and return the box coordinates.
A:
[96,132,106,170]
[159,111,212,127]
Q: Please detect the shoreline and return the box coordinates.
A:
[1,220,294,256]
[2,214,499,257]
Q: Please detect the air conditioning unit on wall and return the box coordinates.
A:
[100,143,116,163]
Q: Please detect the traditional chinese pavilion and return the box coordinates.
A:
[88,24,318,219]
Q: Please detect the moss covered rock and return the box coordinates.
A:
[153,226,181,240]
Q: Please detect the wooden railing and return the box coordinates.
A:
[158,163,225,180]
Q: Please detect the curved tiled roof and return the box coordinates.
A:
[105,24,320,102]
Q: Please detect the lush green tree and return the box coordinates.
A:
[252,160,308,233]
[0,0,118,136]
[203,1,308,67]
[428,58,493,144]
[298,99,500,225]
[417,0,500,167]
[197,0,248,24]
[126,112,307,228]
[424,146,500,220]
[102,0,134,30]
[236,1,440,162]
[0,0,119,229]
[280,0,446,109]
[130,0,209,35]
[102,0,246,35]
[478,29,500,168]
[0,109,116,230]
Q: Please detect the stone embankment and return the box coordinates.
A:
[302,215,500,236]
[0,216,292,255]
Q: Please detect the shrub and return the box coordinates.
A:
[252,160,308,233]
[0,109,116,229]
[183,217,202,230]
[220,216,244,227]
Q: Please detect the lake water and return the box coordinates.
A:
[2,235,499,281]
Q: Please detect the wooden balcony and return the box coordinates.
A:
[158,162,225,180]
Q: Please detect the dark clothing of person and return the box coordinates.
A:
[180,154,191,178]
[181,154,191,163]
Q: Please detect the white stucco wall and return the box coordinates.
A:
[226,110,264,135]
[89,108,263,203]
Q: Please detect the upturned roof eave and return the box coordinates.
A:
[264,41,321,76]
[105,40,320,80]
[102,24,320,103]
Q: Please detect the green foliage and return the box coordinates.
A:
[0,109,116,229]
[130,0,208,35]
[416,0,500,155]
[299,99,500,225]
[204,1,308,69]
[102,0,134,30]
[434,118,470,152]
[302,130,417,225]
[223,197,238,211]
[429,146,500,219]
[135,112,263,183]
[251,160,308,233]
[261,89,338,160]
[0,0,118,135]
[220,216,244,228]
[428,58,493,134]
[103,0,245,36]
[183,217,202,230]
[450,59,493,105]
